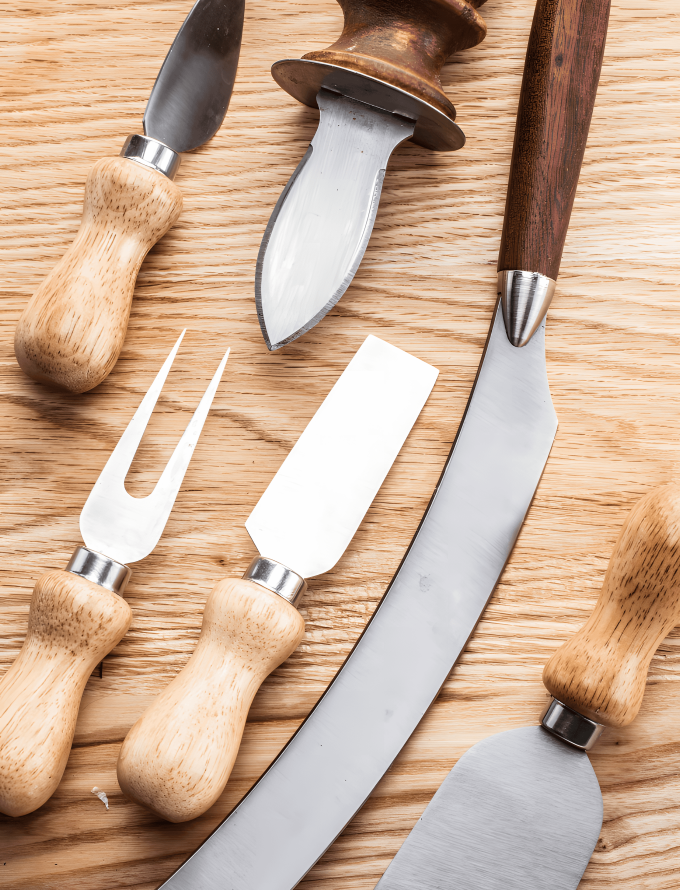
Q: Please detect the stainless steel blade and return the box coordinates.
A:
[144,0,245,153]
[158,302,558,890]
[255,90,415,350]
[246,335,438,578]
[376,726,603,890]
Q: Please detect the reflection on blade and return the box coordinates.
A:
[377,727,602,890]
[160,303,557,890]
[144,0,245,153]
[256,90,414,350]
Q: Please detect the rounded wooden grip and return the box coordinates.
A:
[497,0,611,279]
[0,570,132,817]
[303,0,487,119]
[14,157,183,393]
[117,577,305,823]
[543,485,680,728]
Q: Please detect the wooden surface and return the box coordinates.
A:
[0,0,678,887]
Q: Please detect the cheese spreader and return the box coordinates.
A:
[377,484,680,890]
[151,0,609,885]
[255,0,489,351]
[116,335,438,823]
[0,333,229,817]
[14,0,244,393]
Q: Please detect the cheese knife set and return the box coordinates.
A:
[0,0,674,889]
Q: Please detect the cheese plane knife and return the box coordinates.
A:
[256,0,488,351]
[14,0,244,394]
[377,484,680,890]
[117,335,438,823]
[153,0,609,884]
[0,333,230,817]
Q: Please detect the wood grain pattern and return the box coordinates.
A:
[303,0,488,119]
[497,0,611,279]
[0,570,131,817]
[117,577,305,823]
[544,485,680,727]
[0,0,678,887]
[14,157,183,393]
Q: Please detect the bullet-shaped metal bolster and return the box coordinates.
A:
[541,698,605,752]
[243,556,307,607]
[66,546,132,596]
[498,270,556,348]
[121,134,181,181]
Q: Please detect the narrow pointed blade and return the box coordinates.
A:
[255,90,415,350]
[157,304,559,890]
[143,0,245,154]
[246,335,438,578]
[377,727,603,890]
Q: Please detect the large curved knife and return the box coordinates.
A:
[159,0,608,885]
[14,0,244,393]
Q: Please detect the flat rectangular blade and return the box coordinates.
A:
[245,335,438,578]
[376,726,603,890]
[158,303,558,890]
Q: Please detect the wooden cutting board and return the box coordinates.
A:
[0,0,678,887]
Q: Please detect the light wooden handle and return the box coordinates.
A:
[0,570,132,817]
[543,484,680,728]
[117,577,305,823]
[14,156,183,393]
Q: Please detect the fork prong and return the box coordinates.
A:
[101,330,187,481]
[153,346,231,515]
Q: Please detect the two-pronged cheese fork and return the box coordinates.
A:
[0,332,229,818]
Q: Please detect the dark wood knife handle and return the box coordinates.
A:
[302,0,488,120]
[497,0,610,280]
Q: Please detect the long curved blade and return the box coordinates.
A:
[158,303,558,890]
[144,0,245,154]
[255,90,415,351]
[377,727,603,890]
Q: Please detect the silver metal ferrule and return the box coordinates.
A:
[498,270,556,348]
[243,556,307,607]
[66,546,131,596]
[121,134,181,180]
[541,698,605,752]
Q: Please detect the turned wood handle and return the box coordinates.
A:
[543,485,680,728]
[117,576,305,823]
[14,157,183,394]
[497,0,610,280]
[303,0,488,119]
[0,570,131,817]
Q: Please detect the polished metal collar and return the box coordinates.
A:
[121,134,181,180]
[243,556,306,607]
[66,546,131,596]
[498,270,556,348]
[541,698,605,751]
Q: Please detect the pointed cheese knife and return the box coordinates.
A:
[116,335,438,822]
[0,333,229,817]
[14,0,244,393]
[255,0,488,350]
[376,484,680,890]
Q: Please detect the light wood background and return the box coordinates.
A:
[0,0,678,887]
